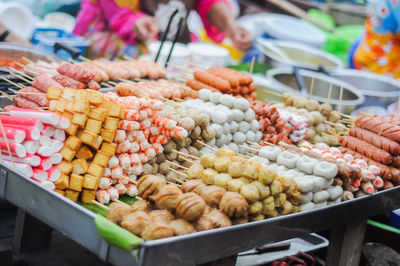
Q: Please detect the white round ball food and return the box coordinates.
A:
[239,144,249,155]
[250,120,260,132]
[234,98,250,111]
[255,131,262,142]
[207,138,216,147]
[226,110,234,123]
[232,109,245,122]
[238,121,250,133]
[210,124,223,138]
[233,132,246,145]
[210,92,222,104]
[211,111,227,124]
[230,121,239,133]
[225,133,233,144]
[244,108,255,122]
[198,89,212,101]
[245,131,256,142]
[219,94,235,108]
[216,135,227,147]
[228,142,239,153]
[223,123,231,135]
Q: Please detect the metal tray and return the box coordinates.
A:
[1,161,400,266]
[236,233,328,266]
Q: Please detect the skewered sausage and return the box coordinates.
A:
[53,75,86,90]
[32,74,64,92]
[340,147,392,179]
[13,97,39,109]
[18,87,49,107]
[57,62,95,83]
[194,71,231,92]
[207,68,240,87]
[186,79,218,92]
[349,127,400,155]
[87,80,101,90]
[339,136,393,164]
[356,116,400,142]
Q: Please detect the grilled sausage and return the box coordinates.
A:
[57,62,95,83]
[194,71,231,92]
[339,136,393,164]
[356,116,400,142]
[53,75,86,90]
[32,74,64,92]
[349,127,400,155]
[18,87,49,107]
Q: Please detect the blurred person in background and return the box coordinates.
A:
[351,0,400,78]
[0,21,31,45]
[73,0,251,58]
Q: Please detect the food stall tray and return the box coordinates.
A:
[2,162,400,266]
[236,233,328,266]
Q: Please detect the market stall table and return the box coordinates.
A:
[1,162,400,266]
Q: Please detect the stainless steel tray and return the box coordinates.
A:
[236,233,328,266]
[1,161,400,266]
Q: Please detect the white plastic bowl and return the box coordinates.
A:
[188,42,229,68]
[0,2,35,40]
[263,14,326,48]
[148,41,190,67]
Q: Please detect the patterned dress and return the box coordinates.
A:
[73,0,228,58]
[353,0,400,78]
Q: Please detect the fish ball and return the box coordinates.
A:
[228,142,239,153]
[210,92,222,104]
[233,132,246,144]
[219,94,235,108]
[245,131,256,143]
[216,135,227,147]
[250,120,260,132]
[225,133,233,144]
[240,183,260,202]
[239,121,250,133]
[232,109,245,122]
[223,123,231,135]
[214,156,231,172]
[214,173,233,189]
[228,179,245,192]
[210,124,223,138]
[230,121,239,133]
[198,89,212,101]
[244,108,255,122]
[202,168,218,185]
[211,112,227,124]
[255,131,262,142]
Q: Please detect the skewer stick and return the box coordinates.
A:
[325,121,348,130]
[9,72,33,84]
[327,83,333,104]
[264,141,275,146]
[188,62,207,70]
[321,132,338,140]
[114,199,130,206]
[337,86,344,113]
[9,67,34,81]
[168,167,188,177]
[308,77,315,99]
[22,57,34,64]
[166,160,188,170]
[8,88,44,95]
[398,96,400,114]
[0,91,13,101]
[0,119,15,169]
[238,144,259,152]
[108,81,117,86]
[247,140,262,148]
[249,56,256,75]
[101,82,114,89]
[172,150,199,160]
[360,111,373,116]
[196,140,217,151]
[170,177,184,184]
[339,112,355,120]
[166,63,194,74]
[129,179,138,185]
[262,89,282,98]
[178,155,195,164]
[22,68,40,76]
[78,55,91,62]
[92,200,109,210]
[1,76,24,89]
[167,72,188,83]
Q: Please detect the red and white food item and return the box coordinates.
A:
[32,74,64,92]
[56,62,95,83]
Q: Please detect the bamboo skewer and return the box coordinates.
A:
[178,155,195,164]
[0,119,15,169]
[262,89,282,98]
[170,176,184,184]
[92,200,109,210]
[168,167,187,177]
[249,56,256,75]
[238,144,259,153]
[9,67,35,81]
[166,160,188,171]
[1,76,24,89]
[337,86,344,113]
[247,140,262,148]
[172,150,198,160]
[308,77,315,99]
[325,121,348,130]
[9,72,33,84]
[196,140,217,151]
[327,83,333,104]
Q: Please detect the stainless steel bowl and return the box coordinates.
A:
[330,69,400,107]
[267,68,364,113]
[256,39,344,71]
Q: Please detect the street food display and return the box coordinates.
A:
[0,55,399,252]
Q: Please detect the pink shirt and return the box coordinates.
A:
[73,0,228,44]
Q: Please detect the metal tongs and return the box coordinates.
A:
[154,9,185,67]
